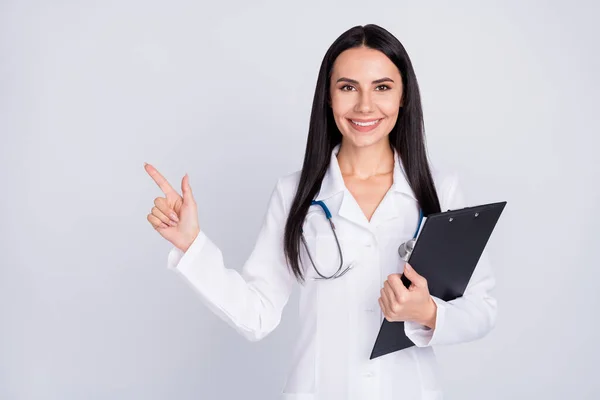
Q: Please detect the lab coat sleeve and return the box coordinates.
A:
[166,178,296,342]
[404,172,498,347]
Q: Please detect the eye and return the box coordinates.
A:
[375,85,391,91]
[340,85,356,91]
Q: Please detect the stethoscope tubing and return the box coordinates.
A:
[301,200,424,280]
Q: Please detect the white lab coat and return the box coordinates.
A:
[167,144,497,400]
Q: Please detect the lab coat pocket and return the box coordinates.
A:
[313,234,349,279]
[301,234,358,281]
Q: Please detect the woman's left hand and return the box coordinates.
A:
[379,263,437,328]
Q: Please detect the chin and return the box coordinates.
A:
[343,133,389,149]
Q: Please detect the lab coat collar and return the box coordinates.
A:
[315,142,417,202]
[314,142,417,229]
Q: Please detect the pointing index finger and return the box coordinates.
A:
[144,163,176,195]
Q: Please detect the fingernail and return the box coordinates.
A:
[170,213,179,222]
[404,263,411,270]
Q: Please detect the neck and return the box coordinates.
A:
[336,139,394,180]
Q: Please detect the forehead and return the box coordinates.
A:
[331,47,400,80]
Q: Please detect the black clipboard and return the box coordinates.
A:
[370,201,507,359]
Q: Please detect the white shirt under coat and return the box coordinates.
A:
[167,144,497,400]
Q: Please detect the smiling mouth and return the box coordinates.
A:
[346,118,384,133]
[348,118,382,127]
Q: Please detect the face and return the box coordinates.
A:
[329,46,403,149]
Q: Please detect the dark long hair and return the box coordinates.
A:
[284,24,441,282]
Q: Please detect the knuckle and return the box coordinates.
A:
[390,303,400,314]
[153,207,167,218]
[147,215,159,229]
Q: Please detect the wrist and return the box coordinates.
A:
[421,296,437,329]
[180,229,200,253]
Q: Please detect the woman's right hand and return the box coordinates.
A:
[144,163,200,252]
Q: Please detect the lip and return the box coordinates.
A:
[347,118,383,133]
[348,118,382,122]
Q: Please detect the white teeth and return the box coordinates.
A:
[351,119,380,127]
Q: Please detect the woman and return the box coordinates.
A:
[144,24,496,400]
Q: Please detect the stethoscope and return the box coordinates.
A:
[300,200,424,280]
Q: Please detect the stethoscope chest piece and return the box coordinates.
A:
[397,209,424,262]
[398,238,416,262]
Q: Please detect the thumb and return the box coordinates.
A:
[403,263,426,288]
[181,173,195,204]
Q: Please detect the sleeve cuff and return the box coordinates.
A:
[167,231,208,271]
[404,296,446,347]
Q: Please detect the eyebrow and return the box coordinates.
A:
[336,77,395,84]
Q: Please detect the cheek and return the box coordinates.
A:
[331,95,354,117]
[378,95,402,116]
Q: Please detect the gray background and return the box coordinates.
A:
[1,1,599,399]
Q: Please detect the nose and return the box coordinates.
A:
[354,90,375,113]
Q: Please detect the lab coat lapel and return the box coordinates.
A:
[337,191,370,229]
[315,144,370,230]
